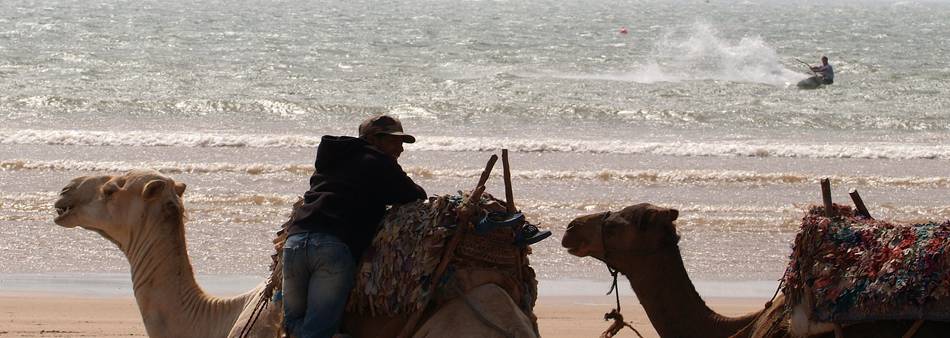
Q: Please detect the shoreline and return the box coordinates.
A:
[0,293,767,338]
[0,273,780,299]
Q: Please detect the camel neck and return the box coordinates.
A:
[122,216,250,338]
[614,247,756,338]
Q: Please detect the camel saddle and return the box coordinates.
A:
[782,204,950,332]
[265,193,538,322]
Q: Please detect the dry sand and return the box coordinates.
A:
[0,293,766,337]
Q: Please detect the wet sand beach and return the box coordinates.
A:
[0,294,765,338]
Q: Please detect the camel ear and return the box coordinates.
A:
[142,180,167,200]
[617,203,652,229]
[647,207,679,225]
[664,209,679,223]
[102,181,121,196]
[174,182,187,197]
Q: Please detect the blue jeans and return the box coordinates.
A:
[282,232,356,338]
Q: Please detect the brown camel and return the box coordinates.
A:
[561,203,950,338]
[53,169,536,338]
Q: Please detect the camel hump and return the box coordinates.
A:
[413,284,536,338]
[345,194,537,318]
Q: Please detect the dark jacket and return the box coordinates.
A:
[288,135,426,259]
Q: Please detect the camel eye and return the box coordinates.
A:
[566,220,579,231]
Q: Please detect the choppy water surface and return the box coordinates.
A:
[2,0,949,295]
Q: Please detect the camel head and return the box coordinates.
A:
[562,203,679,266]
[53,169,187,249]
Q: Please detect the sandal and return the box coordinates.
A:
[475,211,525,235]
[514,222,552,246]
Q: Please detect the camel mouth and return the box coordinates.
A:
[53,199,76,226]
[53,207,74,225]
[563,234,602,258]
[561,229,587,256]
[562,237,590,257]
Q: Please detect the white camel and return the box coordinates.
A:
[53,169,536,338]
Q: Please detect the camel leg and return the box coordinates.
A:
[901,320,924,338]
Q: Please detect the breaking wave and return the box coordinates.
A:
[6,159,950,189]
[0,129,321,148]
[0,159,314,175]
[4,129,950,160]
[6,191,950,224]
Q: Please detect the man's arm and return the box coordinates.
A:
[378,159,427,204]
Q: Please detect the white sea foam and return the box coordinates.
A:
[421,136,950,159]
[0,129,321,148]
[8,190,950,224]
[4,129,950,160]
[552,22,804,85]
[388,105,439,119]
[0,159,313,175]
[6,159,950,189]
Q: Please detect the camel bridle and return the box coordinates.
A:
[595,210,680,338]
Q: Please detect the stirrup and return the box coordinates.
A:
[475,211,525,235]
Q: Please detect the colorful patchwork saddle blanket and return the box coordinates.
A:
[345,193,536,317]
[345,195,456,316]
[782,205,950,322]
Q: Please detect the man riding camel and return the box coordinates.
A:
[283,114,426,338]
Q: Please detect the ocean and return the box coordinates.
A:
[2,0,949,298]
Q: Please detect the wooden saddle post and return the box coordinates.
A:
[396,154,498,338]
